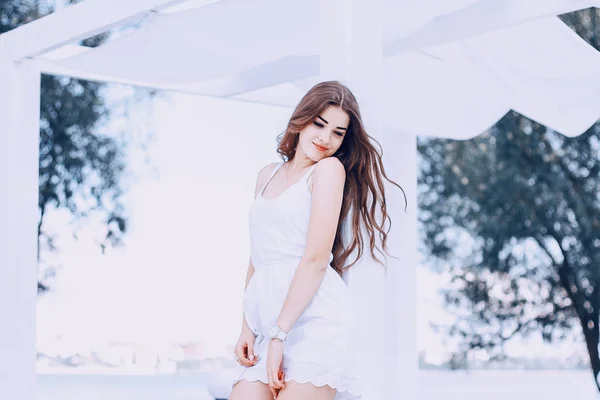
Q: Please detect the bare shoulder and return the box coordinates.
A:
[313,157,345,182]
[258,162,279,180]
[254,162,279,197]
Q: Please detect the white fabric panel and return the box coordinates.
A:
[385,0,597,55]
[383,0,479,40]
[159,0,222,14]
[192,56,319,97]
[383,49,511,139]
[233,51,511,140]
[233,16,600,139]
[57,0,319,84]
[462,18,600,137]
[229,15,600,140]
[51,0,593,85]
[235,46,511,139]
[41,0,600,138]
[231,82,305,107]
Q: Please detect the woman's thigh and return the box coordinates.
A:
[277,380,336,400]
[229,380,273,400]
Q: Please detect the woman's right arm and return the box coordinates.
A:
[241,162,278,332]
[235,163,279,366]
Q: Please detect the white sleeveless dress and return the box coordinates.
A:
[233,162,362,399]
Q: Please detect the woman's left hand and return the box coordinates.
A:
[267,339,285,398]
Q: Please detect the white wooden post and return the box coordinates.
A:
[320,1,418,399]
[382,131,419,400]
[320,1,417,399]
[0,50,41,400]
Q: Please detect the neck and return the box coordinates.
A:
[285,157,313,182]
[288,153,314,172]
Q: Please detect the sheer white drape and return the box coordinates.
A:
[36,0,600,138]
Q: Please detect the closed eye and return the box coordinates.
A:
[314,121,344,137]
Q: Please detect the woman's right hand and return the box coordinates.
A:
[234,328,259,367]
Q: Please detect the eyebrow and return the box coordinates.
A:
[317,115,347,131]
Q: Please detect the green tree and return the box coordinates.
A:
[419,7,600,389]
[1,1,131,292]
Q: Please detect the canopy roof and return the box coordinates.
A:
[11,0,596,139]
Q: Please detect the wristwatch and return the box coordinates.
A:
[268,324,288,342]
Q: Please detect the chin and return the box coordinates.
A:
[303,148,321,161]
[302,143,329,162]
[311,152,327,162]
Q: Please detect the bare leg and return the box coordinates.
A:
[229,380,273,400]
[277,380,336,400]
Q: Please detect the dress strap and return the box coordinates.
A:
[259,162,283,196]
[305,163,318,187]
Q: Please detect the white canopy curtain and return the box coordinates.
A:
[0,0,599,399]
[32,0,600,138]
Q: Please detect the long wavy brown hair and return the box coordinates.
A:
[276,81,407,274]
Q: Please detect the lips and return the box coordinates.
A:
[313,143,328,152]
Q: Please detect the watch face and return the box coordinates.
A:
[269,326,278,337]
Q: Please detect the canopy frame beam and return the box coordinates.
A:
[1,0,187,61]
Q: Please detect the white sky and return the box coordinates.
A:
[35,87,586,363]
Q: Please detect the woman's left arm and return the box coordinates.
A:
[266,157,346,396]
[276,157,346,331]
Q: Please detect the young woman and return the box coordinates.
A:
[230,81,405,400]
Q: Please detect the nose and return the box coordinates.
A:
[319,134,330,145]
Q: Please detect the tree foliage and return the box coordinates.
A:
[418,7,600,389]
[1,1,129,292]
